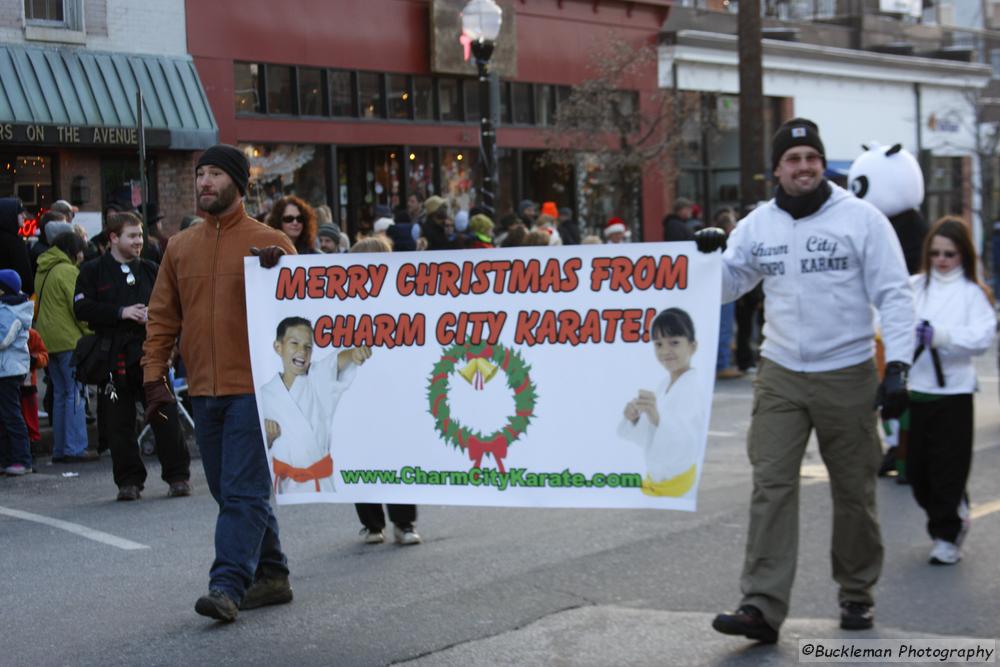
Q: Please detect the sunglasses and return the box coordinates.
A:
[282,215,305,223]
[120,263,136,286]
[929,250,958,259]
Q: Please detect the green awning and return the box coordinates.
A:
[0,44,217,150]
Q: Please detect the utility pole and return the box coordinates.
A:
[738,0,767,212]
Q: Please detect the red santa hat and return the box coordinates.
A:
[604,217,626,237]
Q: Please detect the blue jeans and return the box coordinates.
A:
[0,375,32,468]
[192,395,288,601]
[717,302,736,371]
[49,351,88,457]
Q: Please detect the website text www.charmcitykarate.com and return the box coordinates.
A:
[340,467,643,491]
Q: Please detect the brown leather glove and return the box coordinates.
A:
[250,246,286,269]
[143,376,175,425]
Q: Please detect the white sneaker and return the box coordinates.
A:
[3,464,28,476]
[394,526,422,546]
[929,539,961,565]
[956,499,971,547]
[360,528,384,545]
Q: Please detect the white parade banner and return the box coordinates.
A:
[244,242,720,511]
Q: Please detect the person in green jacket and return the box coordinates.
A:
[34,231,95,462]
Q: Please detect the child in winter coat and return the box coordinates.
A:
[0,269,35,475]
[20,328,48,443]
[907,216,996,565]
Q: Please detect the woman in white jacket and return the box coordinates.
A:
[908,216,996,565]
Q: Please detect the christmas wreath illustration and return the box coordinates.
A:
[427,342,537,473]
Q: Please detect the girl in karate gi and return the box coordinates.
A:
[618,307,707,497]
[262,316,371,494]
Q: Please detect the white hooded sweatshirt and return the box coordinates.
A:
[721,183,915,372]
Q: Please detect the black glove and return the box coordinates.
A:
[876,361,909,420]
[143,376,175,425]
[693,227,727,253]
[250,246,286,269]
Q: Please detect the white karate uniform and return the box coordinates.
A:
[617,369,706,485]
[261,353,357,494]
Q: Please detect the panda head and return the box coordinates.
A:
[847,141,924,218]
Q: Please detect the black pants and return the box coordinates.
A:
[735,289,762,371]
[907,394,973,544]
[100,367,190,489]
[355,504,416,531]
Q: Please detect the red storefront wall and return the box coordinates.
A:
[186,0,671,239]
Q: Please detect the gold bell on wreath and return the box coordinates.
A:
[458,357,499,391]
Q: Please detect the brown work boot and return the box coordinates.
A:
[195,589,239,622]
[240,575,293,610]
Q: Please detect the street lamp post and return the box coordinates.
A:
[462,0,503,218]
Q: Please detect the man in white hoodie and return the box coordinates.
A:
[695,118,915,642]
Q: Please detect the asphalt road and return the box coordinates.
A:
[3,357,999,667]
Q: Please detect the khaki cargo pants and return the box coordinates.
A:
[740,358,883,629]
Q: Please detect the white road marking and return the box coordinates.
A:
[708,430,738,437]
[971,499,1000,520]
[0,505,150,551]
[800,464,830,481]
[713,392,753,400]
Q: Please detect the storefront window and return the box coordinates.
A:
[266,65,293,115]
[372,149,402,209]
[438,78,461,122]
[387,74,411,120]
[925,156,964,223]
[413,76,434,121]
[407,148,434,200]
[441,149,475,214]
[464,79,480,123]
[535,84,554,127]
[299,67,323,116]
[0,154,54,221]
[234,63,261,114]
[330,70,354,117]
[358,72,383,119]
[512,82,533,125]
[241,144,328,220]
[499,81,511,125]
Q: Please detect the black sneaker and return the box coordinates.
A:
[240,575,293,610]
[712,604,778,643]
[116,485,141,501]
[840,601,874,630]
[195,589,238,622]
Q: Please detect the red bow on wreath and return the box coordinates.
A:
[459,431,509,474]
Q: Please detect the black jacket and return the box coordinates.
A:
[74,252,159,366]
[661,214,694,242]
[889,208,928,275]
[0,198,34,295]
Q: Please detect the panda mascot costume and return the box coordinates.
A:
[848,142,928,482]
[848,142,928,274]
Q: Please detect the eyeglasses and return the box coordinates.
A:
[929,250,958,259]
[282,215,305,223]
[120,263,136,286]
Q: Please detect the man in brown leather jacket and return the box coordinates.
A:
[143,144,296,622]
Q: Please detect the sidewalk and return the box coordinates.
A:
[409,606,996,666]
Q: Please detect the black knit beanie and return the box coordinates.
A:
[196,144,250,195]
[771,118,826,172]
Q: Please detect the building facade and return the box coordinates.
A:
[0,0,217,236]
[186,0,676,240]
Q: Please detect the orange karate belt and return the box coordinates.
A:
[272,454,333,493]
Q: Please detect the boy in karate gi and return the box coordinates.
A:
[261,316,371,494]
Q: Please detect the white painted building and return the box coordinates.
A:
[658,30,992,235]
